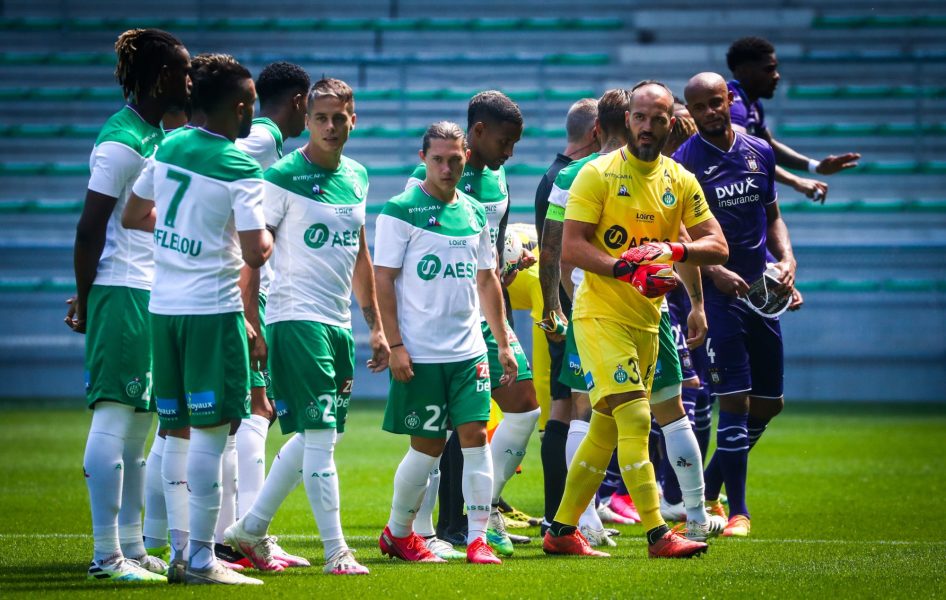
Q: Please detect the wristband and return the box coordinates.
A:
[390,343,404,349]
[807,159,820,174]
[673,242,689,263]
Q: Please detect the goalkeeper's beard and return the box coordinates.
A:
[629,134,667,162]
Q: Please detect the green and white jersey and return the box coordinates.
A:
[235,117,284,169]
[407,163,509,247]
[263,150,369,328]
[236,118,284,294]
[374,184,495,363]
[132,127,266,315]
[88,105,164,290]
[548,152,603,289]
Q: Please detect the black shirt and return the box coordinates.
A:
[534,152,573,241]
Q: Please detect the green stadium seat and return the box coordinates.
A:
[813,15,946,29]
[777,123,945,137]
[787,85,946,100]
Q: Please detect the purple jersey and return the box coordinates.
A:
[672,132,777,293]
[728,80,766,138]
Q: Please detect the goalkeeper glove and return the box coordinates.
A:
[620,242,688,265]
[631,263,678,298]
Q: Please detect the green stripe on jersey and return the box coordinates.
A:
[264,150,368,205]
[410,162,509,206]
[155,128,262,182]
[252,117,284,157]
[94,105,164,158]
[381,185,487,237]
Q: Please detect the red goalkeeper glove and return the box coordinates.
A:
[620,242,688,265]
[631,263,678,298]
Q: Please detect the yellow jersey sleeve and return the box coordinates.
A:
[680,170,714,229]
[564,162,606,224]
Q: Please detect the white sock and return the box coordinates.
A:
[214,435,238,544]
[118,411,152,560]
[303,429,347,559]
[662,416,707,523]
[578,498,604,529]
[565,419,589,468]
[187,425,229,569]
[413,467,440,538]
[243,433,304,536]
[162,435,190,562]
[84,402,135,562]
[236,414,269,518]
[387,447,438,538]
[461,445,493,545]
[489,408,539,503]
[143,435,167,548]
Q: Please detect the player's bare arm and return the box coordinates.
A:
[375,265,412,383]
[237,228,273,269]
[353,227,390,372]
[238,262,266,372]
[765,201,796,294]
[120,192,156,233]
[477,268,517,385]
[67,190,118,333]
[538,218,566,342]
[676,261,707,349]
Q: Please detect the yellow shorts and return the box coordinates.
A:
[573,317,658,408]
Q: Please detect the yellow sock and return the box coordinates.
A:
[552,411,617,527]
[613,399,664,531]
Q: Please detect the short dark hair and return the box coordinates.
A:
[306,78,354,112]
[726,37,776,71]
[467,90,523,131]
[597,89,630,137]
[191,53,252,113]
[422,121,467,153]
[256,62,310,108]
[114,28,185,101]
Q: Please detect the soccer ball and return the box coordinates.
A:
[502,230,523,275]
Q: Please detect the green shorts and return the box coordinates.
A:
[481,320,532,389]
[558,321,589,392]
[151,311,250,429]
[249,293,272,395]
[383,355,491,439]
[84,284,153,410]
[652,311,683,393]
[268,320,354,435]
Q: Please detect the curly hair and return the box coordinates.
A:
[114,28,185,101]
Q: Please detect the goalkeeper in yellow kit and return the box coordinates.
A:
[542,81,729,559]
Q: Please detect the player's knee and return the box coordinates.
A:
[410,436,447,457]
[751,396,784,419]
[455,421,488,448]
[718,392,750,414]
[494,380,538,413]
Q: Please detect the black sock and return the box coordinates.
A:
[646,524,671,545]
[541,419,569,523]
[436,435,463,537]
[548,520,577,537]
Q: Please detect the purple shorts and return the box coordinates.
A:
[704,297,784,398]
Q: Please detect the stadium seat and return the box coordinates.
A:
[812,15,946,29]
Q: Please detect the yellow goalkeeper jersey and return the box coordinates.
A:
[564,147,713,333]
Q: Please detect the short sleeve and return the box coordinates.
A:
[230,178,267,232]
[262,180,288,229]
[730,97,748,129]
[89,141,145,198]
[373,211,411,269]
[547,182,569,209]
[680,173,714,229]
[477,225,496,270]
[236,127,278,170]
[563,163,605,224]
[763,146,778,205]
[131,157,156,201]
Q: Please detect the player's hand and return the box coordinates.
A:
[64,296,86,334]
[390,345,414,383]
[708,266,750,298]
[792,177,828,204]
[501,267,519,288]
[816,152,860,175]
[685,307,708,349]
[631,263,677,298]
[249,331,268,373]
[620,242,686,266]
[498,345,518,387]
[788,288,804,311]
[367,329,390,373]
[517,248,537,271]
[536,308,568,343]
[772,259,796,296]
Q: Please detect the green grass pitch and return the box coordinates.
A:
[0,401,944,598]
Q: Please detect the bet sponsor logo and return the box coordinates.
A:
[304,223,359,249]
[416,254,442,281]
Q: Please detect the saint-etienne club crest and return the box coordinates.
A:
[613,364,629,384]
[745,154,759,172]
[404,411,421,430]
[661,187,677,208]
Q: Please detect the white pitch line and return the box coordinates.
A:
[0,533,944,546]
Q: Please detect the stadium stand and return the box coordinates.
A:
[0,0,944,400]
